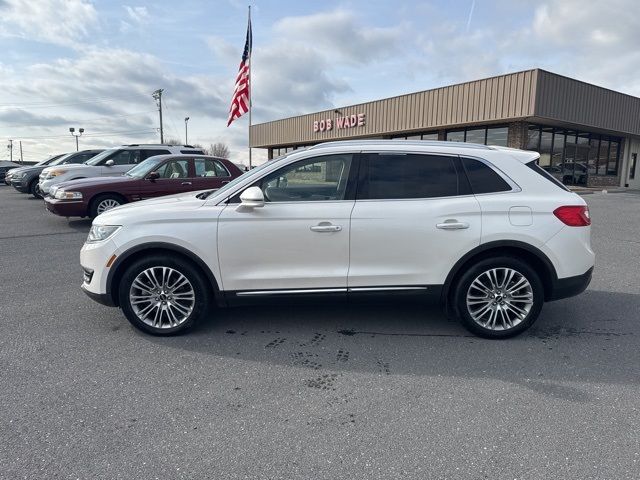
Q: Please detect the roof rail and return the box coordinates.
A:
[124,144,197,148]
[307,139,492,150]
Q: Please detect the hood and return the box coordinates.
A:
[8,165,47,175]
[42,163,88,174]
[94,190,209,224]
[55,175,131,190]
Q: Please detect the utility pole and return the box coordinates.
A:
[152,89,164,144]
[184,117,189,145]
[7,139,12,162]
[19,141,23,164]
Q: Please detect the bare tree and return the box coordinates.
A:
[208,142,230,158]
[163,137,182,146]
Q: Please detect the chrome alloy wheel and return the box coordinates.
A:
[96,198,121,215]
[465,268,534,331]
[129,267,195,329]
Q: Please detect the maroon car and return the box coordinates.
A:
[44,154,243,218]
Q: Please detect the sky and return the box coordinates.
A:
[0,0,638,165]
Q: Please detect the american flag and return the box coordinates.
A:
[227,15,252,127]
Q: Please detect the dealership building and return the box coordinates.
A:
[250,69,640,188]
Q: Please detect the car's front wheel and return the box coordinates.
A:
[454,256,544,339]
[30,179,42,199]
[90,194,124,218]
[118,255,211,335]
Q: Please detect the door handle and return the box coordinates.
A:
[181,181,192,186]
[310,223,342,233]
[436,220,470,230]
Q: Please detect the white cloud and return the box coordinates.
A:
[125,5,150,24]
[0,0,97,47]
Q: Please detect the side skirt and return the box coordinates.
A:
[223,286,443,307]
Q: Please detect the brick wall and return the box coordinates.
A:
[507,122,528,149]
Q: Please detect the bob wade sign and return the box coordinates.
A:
[313,113,366,132]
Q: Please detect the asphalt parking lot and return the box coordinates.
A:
[1,186,639,479]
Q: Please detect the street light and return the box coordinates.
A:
[69,127,84,151]
[184,117,190,145]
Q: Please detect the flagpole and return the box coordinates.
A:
[247,5,252,169]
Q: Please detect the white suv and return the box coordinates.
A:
[39,144,204,195]
[80,140,594,339]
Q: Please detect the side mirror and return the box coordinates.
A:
[105,159,115,167]
[146,171,160,181]
[237,186,264,210]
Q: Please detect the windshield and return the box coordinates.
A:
[48,153,75,166]
[125,157,164,178]
[36,156,59,166]
[202,158,280,199]
[85,148,117,166]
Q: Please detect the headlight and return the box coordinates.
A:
[54,190,83,200]
[45,169,66,179]
[86,225,121,243]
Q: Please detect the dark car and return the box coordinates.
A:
[11,150,102,198]
[4,154,65,185]
[0,160,22,184]
[44,154,243,218]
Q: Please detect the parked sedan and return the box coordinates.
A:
[4,154,65,186]
[0,160,22,184]
[11,150,102,198]
[45,154,243,218]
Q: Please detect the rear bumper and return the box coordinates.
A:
[44,197,88,217]
[548,267,593,301]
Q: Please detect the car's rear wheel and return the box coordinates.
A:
[118,255,210,335]
[90,194,124,218]
[29,179,42,199]
[454,256,544,339]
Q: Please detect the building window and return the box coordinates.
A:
[422,133,438,140]
[444,126,507,146]
[630,153,637,180]
[446,130,465,142]
[608,141,620,175]
[485,126,508,146]
[524,124,622,182]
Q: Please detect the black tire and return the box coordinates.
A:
[89,193,125,218]
[453,256,544,339]
[29,179,42,198]
[118,255,211,336]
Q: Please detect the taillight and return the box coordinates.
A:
[553,205,591,227]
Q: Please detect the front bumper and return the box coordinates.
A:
[81,283,116,306]
[45,197,88,217]
[548,267,593,301]
[39,178,56,196]
[10,179,29,193]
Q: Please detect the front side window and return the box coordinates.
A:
[155,159,189,179]
[257,154,353,202]
[358,153,460,200]
[194,158,229,177]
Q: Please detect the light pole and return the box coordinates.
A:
[69,127,84,151]
[184,117,190,145]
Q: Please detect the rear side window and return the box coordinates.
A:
[181,149,204,155]
[143,149,171,160]
[358,153,460,199]
[462,157,512,194]
[526,160,570,191]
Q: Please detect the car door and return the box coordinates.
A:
[190,157,233,191]
[217,153,357,292]
[137,158,193,199]
[348,152,481,290]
